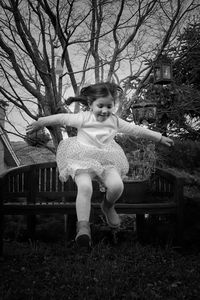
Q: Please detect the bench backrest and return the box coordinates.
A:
[0,162,181,204]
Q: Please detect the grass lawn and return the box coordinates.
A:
[1,216,200,300]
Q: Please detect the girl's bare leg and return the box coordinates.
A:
[75,173,93,222]
[74,173,93,248]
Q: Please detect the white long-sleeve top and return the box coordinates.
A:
[38,111,162,148]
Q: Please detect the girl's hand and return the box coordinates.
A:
[160,136,174,147]
[26,121,41,134]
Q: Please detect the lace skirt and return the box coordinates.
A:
[56,137,129,183]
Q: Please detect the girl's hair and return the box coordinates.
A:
[65,82,123,107]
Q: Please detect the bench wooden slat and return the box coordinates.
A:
[2,202,177,215]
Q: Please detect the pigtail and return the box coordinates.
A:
[80,86,91,96]
[105,82,123,98]
[65,95,89,107]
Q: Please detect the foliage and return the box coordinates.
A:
[116,135,156,181]
[25,129,51,147]
[142,83,200,139]
[157,138,200,171]
[174,21,200,89]
[136,18,200,140]
[170,20,200,139]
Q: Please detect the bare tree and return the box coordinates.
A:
[0,0,199,148]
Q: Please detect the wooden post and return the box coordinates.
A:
[174,177,184,246]
[65,214,77,241]
[26,166,37,242]
[0,211,4,256]
[136,214,145,240]
[0,174,6,256]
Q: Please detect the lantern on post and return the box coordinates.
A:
[153,54,173,85]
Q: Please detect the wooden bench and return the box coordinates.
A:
[0,162,184,254]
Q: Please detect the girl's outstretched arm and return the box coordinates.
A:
[26,114,67,134]
[26,112,85,134]
[118,117,174,147]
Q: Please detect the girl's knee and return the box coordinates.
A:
[104,169,124,199]
[75,174,93,197]
[107,179,124,198]
[75,173,92,196]
[79,182,93,197]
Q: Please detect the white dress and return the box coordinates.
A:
[38,111,162,183]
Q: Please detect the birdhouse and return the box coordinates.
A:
[153,54,173,85]
[132,102,157,124]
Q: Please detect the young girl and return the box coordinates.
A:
[26,82,174,249]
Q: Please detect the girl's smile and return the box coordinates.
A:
[89,96,115,122]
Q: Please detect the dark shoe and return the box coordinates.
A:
[75,221,91,249]
[101,200,121,228]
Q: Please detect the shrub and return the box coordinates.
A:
[25,129,50,147]
[116,135,156,181]
[156,138,200,171]
[116,135,200,171]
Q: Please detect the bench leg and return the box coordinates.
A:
[0,214,4,256]
[26,214,37,242]
[176,212,184,247]
[167,213,184,247]
[136,214,145,240]
[65,214,77,241]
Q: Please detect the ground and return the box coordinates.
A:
[1,212,200,300]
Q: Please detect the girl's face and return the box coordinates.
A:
[90,95,115,122]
